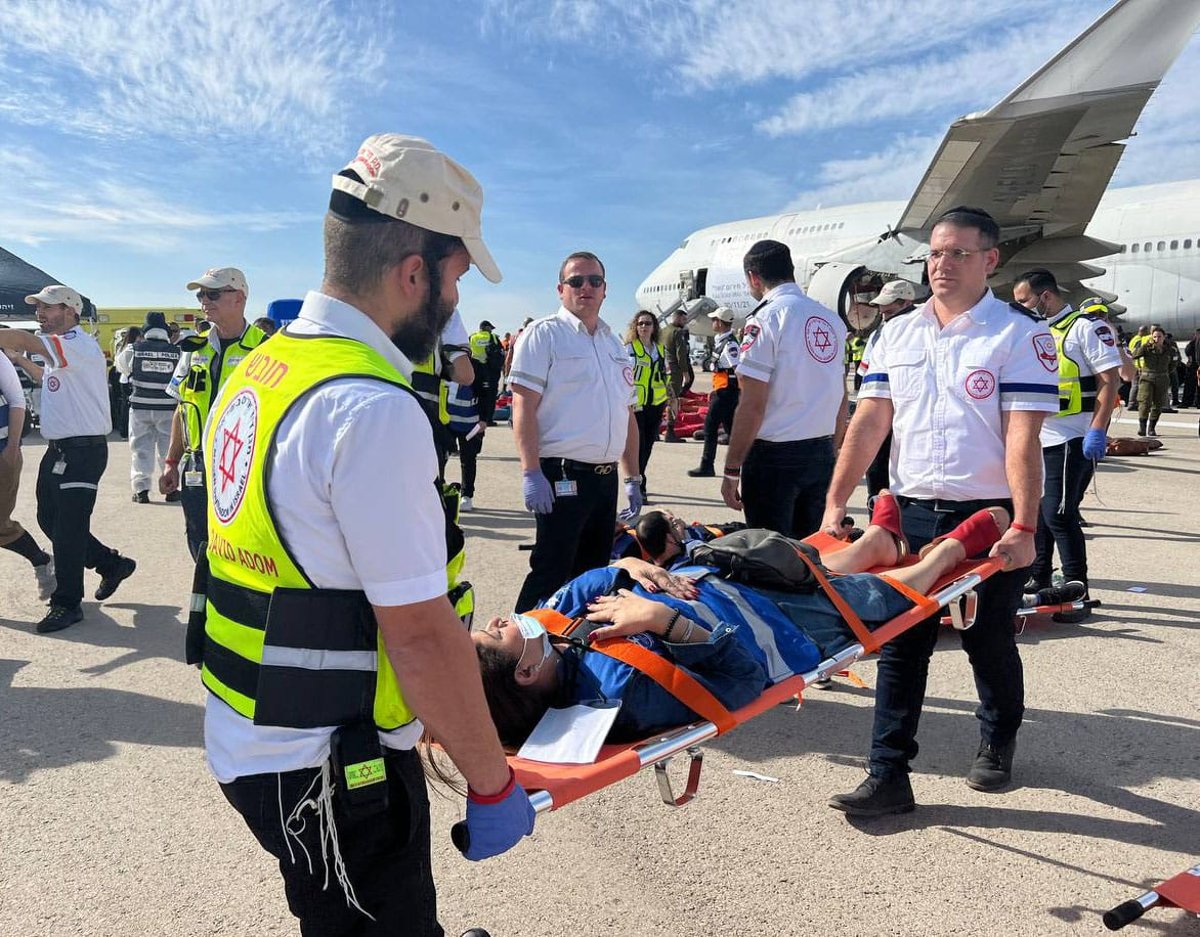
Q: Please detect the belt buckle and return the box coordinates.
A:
[595,463,614,475]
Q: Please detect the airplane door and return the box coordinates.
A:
[696,268,708,297]
[806,262,865,320]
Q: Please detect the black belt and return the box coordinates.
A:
[50,435,108,450]
[896,495,1012,514]
[751,435,832,448]
[543,457,617,476]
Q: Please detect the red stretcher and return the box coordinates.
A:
[1104,861,1200,929]
[509,531,1006,815]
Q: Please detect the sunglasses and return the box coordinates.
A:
[636,320,655,328]
[562,275,605,289]
[196,288,235,301]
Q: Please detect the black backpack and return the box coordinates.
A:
[689,529,823,593]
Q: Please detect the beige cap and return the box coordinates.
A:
[708,306,735,323]
[25,284,83,314]
[186,267,249,298]
[331,133,501,283]
[869,280,916,306]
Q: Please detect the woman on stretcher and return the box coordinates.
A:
[475,495,1010,746]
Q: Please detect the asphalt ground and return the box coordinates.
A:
[1,394,1198,937]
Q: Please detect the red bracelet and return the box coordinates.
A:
[165,458,180,467]
[467,766,516,804]
[1011,522,1036,534]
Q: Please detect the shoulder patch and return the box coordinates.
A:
[1008,301,1042,322]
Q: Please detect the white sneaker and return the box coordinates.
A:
[460,496,474,512]
[34,558,56,602]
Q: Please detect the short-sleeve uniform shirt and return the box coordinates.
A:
[1040,306,1122,447]
[36,328,111,439]
[509,308,634,464]
[859,290,1060,500]
[735,283,847,442]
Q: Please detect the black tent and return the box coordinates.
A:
[0,245,96,320]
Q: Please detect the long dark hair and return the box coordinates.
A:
[475,642,551,747]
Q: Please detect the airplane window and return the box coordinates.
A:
[1144,242,1152,251]
[1119,245,1127,253]
[1170,240,1178,250]
[1186,239,1193,249]
[1157,241,1166,251]
[1131,243,1139,253]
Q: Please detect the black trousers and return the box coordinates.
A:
[472,373,499,425]
[865,431,893,499]
[634,402,665,494]
[698,386,739,469]
[36,441,120,609]
[516,459,618,611]
[220,748,442,937]
[1028,437,1093,588]
[459,431,483,498]
[181,451,207,561]
[741,436,834,539]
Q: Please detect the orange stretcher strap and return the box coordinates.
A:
[526,608,737,734]
[791,547,879,653]
[876,574,942,621]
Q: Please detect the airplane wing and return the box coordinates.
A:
[899,0,1200,243]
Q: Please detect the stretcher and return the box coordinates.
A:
[508,531,1006,816]
[1104,861,1200,930]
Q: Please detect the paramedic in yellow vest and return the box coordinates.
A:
[1013,270,1120,620]
[688,306,740,478]
[468,318,503,425]
[200,134,532,936]
[159,267,266,561]
[1126,324,1150,411]
[624,310,669,502]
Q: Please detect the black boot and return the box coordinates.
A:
[828,773,915,816]
[966,739,1016,792]
[1147,419,1159,437]
[688,462,715,477]
[1137,419,1147,436]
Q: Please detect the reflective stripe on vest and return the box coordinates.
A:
[411,353,449,425]
[445,383,479,436]
[629,340,668,408]
[201,331,417,731]
[1050,310,1099,417]
[178,325,267,451]
[129,340,182,410]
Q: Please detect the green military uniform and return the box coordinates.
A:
[1136,336,1172,433]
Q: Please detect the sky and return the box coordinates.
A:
[2,0,1199,335]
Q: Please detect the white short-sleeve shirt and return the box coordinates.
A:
[1040,307,1123,447]
[204,290,448,783]
[859,290,1060,500]
[36,328,111,439]
[735,283,847,442]
[509,307,634,464]
[441,308,469,361]
[0,353,25,441]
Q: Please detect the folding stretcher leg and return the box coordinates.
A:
[655,747,704,807]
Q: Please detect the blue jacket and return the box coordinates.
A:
[542,566,822,740]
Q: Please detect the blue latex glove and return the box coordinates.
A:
[458,772,536,861]
[522,469,554,513]
[624,479,644,516]
[1082,428,1107,461]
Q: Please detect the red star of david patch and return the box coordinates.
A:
[804,316,838,363]
[218,419,245,491]
[965,369,996,400]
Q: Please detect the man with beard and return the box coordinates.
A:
[198,134,533,937]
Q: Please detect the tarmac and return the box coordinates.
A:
[1,395,1198,937]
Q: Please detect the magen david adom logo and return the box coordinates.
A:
[211,389,258,524]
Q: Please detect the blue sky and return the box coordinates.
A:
[2,0,1199,334]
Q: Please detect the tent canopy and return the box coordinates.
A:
[0,246,96,320]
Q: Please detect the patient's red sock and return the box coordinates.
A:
[943,509,1004,558]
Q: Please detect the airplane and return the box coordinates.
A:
[635,0,1200,338]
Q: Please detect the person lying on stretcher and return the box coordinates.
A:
[475,495,1010,747]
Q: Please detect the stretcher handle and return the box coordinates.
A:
[1103,892,1159,930]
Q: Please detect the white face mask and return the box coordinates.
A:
[513,613,553,676]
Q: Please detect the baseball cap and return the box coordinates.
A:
[869,280,916,306]
[25,284,83,314]
[187,267,249,298]
[330,133,501,284]
[708,306,735,323]
[1080,297,1110,317]
[480,319,495,331]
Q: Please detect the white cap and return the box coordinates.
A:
[708,306,735,323]
[186,267,249,298]
[25,284,83,315]
[869,280,916,306]
[330,133,502,283]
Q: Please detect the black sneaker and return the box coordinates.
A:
[132,490,150,504]
[37,605,83,634]
[828,773,915,816]
[95,555,137,601]
[164,491,181,503]
[1023,576,1050,595]
[687,465,716,477]
[966,740,1016,792]
[1021,581,1087,609]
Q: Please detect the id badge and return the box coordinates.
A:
[184,470,203,488]
[554,479,578,498]
[52,459,67,476]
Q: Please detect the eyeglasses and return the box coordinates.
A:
[562,275,605,289]
[196,288,236,301]
[636,320,655,328]
[926,248,985,264]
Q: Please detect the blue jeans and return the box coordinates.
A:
[868,498,1025,778]
[741,436,834,538]
[1028,437,1092,587]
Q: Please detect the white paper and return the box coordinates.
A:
[733,769,780,783]
[1127,586,1149,593]
[517,702,621,764]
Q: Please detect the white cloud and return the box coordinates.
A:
[0,0,384,147]
[787,134,941,210]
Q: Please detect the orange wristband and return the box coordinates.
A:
[1011,522,1036,534]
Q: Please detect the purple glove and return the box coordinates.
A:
[1082,428,1107,461]
[624,479,644,516]
[522,469,554,514]
[457,770,536,861]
